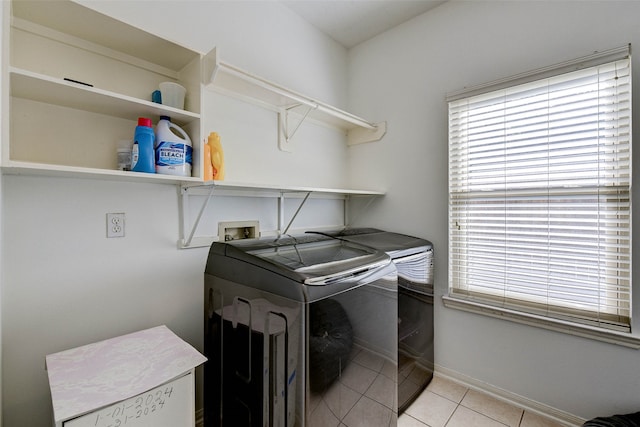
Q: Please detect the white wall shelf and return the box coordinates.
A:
[179,181,385,249]
[3,0,386,248]
[3,0,204,182]
[184,180,385,196]
[10,68,200,125]
[1,160,203,184]
[203,48,386,151]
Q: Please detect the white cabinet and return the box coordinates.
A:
[3,0,204,183]
[63,374,195,427]
[45,325,207,427]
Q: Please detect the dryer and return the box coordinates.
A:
[320,228,434,413]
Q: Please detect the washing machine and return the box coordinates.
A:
[204,234,398,427]
[318,228,434,413]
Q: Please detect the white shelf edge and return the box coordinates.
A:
[211,59,377,129]
[10,67,200,124]
[2,160,203,185]
[203,48,385,142]
[181,180,385,196]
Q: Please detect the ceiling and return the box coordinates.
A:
[280,0,446,48]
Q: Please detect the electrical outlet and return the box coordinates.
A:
[106,213,125,238]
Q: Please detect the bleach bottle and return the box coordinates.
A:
[155,116,192,176]
[131,117,155,173]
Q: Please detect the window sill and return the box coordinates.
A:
[442,295,640,349]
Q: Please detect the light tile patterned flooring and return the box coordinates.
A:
[400,376,567,427]
[309,345,398,426]
[306,344,567,427]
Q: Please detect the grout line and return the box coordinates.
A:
[410,378,568,427]
[433,370,582,426]
[460,387,470,404]
[457,391,523,427]
[318,357,395,424]
[443,400,513,427]
[443,389,467,426]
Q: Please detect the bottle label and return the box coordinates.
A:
[156,141,193,167]
[131,142,139,169]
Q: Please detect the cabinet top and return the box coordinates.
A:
[45,325,207,422]
[12,0,200,71]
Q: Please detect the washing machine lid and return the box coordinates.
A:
[212,234,391,285]
[317,228,433,258]
[318,228,434,295]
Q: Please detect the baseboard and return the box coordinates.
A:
[434,365,586,427]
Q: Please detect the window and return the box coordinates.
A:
[447,45,632,335]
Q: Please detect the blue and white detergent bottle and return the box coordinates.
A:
[155,116,192,176]
[131,117,155,173]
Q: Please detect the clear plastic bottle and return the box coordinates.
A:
[117,139,132,171]
[131,118,155,173]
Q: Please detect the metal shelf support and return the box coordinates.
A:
[280,191,311,236]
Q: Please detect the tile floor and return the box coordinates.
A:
[400,376,568,427]
[306,344,568,427]
[309,345,398,426]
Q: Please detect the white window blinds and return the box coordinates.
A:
[448,45,632,332]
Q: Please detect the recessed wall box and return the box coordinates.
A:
[218,220,260,242]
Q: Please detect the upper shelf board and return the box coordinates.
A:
[182,180,385,197]
[10,69,200,125]
[203,48,386,143]
[11,0,199,73]
[3,160,203,185]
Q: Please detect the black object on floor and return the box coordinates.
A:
[583,412,640,427]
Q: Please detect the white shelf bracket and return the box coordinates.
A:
[276,191,312,236]
[181,184,216,248]
[348,121,387,146]
[278,104,317,152]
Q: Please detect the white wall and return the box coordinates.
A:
[1,1,349,426]
[348,0,640,421]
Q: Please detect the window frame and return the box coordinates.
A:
[444,45,637,347]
